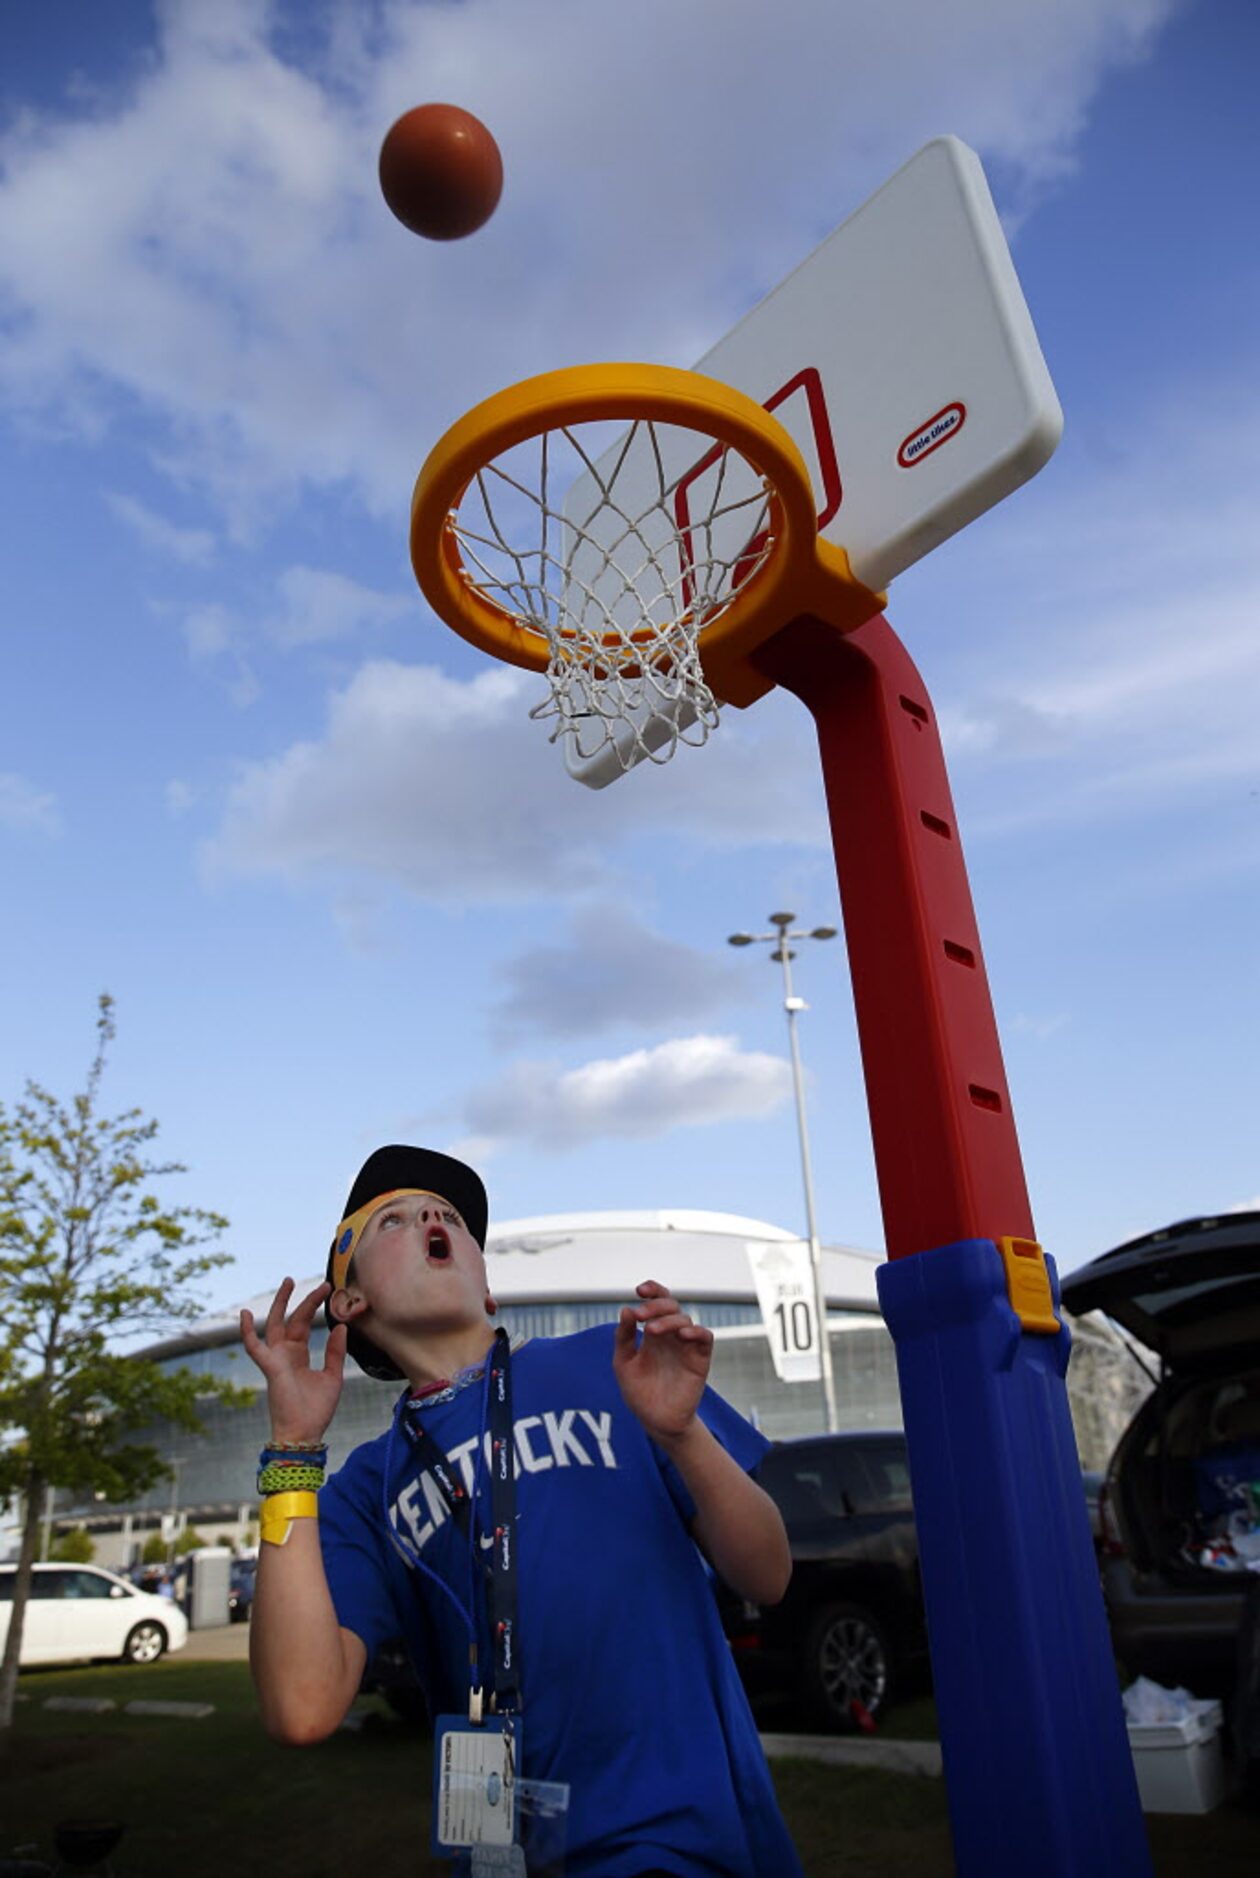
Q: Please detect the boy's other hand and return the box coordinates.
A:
[613,1279,714,1445]
[240,1278,347,1445]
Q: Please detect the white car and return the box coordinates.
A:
[0,1562,189,1666]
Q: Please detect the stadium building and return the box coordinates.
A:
[40,1208,1148,1572]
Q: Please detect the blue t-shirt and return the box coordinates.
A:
[320,1325,802,1878]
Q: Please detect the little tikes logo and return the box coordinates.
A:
[897,402,967,468]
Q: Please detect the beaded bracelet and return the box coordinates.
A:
[258,1442,326,1470]
[258,1458,326,1495]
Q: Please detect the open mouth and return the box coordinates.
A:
[425,1225,453,1264]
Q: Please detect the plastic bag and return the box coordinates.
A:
[1122,1676,1197,1725]
[1229,1516,1260,1568]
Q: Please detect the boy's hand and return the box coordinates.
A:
[612,1279,714,1445]
[240,1277,347,1446]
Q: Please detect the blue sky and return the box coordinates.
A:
[1,0,1256,1319]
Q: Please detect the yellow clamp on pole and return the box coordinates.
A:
[996,1237,1061,1336]
[260,1490,319,1547]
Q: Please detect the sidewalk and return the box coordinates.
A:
[760,1730,943,1776]
[172,1634,943,1775]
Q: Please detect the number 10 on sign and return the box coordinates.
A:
[746,1241,822,1383]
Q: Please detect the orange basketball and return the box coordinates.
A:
[378,104,503,241]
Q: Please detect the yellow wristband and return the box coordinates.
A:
[259,1489,319,1547]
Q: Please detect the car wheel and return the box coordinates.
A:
[799,1601,893,1731]
[122,1620,168,1665]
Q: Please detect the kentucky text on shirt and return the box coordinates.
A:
[390,1408,618,1556]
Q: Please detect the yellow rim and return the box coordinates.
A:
[409,363,824,677]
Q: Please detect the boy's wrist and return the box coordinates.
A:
[652,1415,707,1459]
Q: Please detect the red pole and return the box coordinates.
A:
[752,610,1035,1259]
[750,608,1152,1877]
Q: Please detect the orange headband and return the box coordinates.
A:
[328,1188,451,1294]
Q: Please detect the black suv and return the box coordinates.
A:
[1060,1211,1260,1707]
[717,1430,929,1731]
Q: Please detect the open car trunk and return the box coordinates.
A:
[1061,1212,1260,1587]
[1114,1365,1260,1585]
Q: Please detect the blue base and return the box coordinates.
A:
[877,1239,1151,1876]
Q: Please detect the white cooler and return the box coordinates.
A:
[1126,1699,1226,1814]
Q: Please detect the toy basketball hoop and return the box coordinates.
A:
[406,139,1152,1878]
[410,363,884,784]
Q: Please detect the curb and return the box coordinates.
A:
[760,1731,943,1777]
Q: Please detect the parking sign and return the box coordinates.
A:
[746,1241,822,1383]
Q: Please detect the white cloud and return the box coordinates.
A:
[463,1032,792,1152]
[204,657,610,898]
[0,0,1179,526]
[266,565,411,647]
[204,656,832,905]
[0,773,61,836]
[181,601,259,707]
[166,778,197,816]
[105,491,215,565]
[491,904,750,1041]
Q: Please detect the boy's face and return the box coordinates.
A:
[334,1190,493,1342]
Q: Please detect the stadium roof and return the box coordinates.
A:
[145,1209,884,1359]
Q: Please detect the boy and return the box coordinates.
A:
[241,1145,802,1877]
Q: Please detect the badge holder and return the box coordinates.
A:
[432,1703,522,1867]
[432,1698,569,1876]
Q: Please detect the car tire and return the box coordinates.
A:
[799,1600,893,1732]
[122,1620,168,1665]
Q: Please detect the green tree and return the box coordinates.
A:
[47,1525,95,1563]
[172,1525,207,1556]
[0,995,251,1733]
[140,1532,169,1566]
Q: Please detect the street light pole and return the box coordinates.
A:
[728,913,840,1433]
[167,1458,181,1568]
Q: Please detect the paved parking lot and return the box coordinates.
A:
[178,1622,250,1661]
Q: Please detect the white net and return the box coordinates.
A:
[447,417,777,779]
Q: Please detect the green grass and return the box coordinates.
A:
[867,1690,938,1740]
[6,1660,437,1877]
[4,1660,1256,1875]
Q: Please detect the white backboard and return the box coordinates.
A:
[561,136,1062,784]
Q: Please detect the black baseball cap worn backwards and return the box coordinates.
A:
[324,1145,490,1381]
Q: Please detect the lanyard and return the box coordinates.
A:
[388,1328,519,1718]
